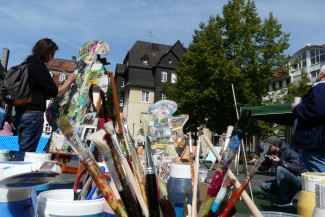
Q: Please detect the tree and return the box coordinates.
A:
[164,0,290,135]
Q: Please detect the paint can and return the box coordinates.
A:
[198,169,208,182]
[0,161,60,217]
[38,189,105,217]
[167,163,199,217]
[298,173,325,217]
[0,149,10,161]
[312,183,325,217]
[24,152,53,192]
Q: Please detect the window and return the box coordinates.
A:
[278,80,282,88]
[311,49,325,65]
[295,52,306,69]
[121,78,125,87]
[141,91,149,102]
[59,73,66,82]
[168,59,172,64]
[44,123,51,133]
[49,72,53,77]
[311,69,320,78]
[160,92,166,100]
[161,71,167,82]
[119,96,123,106]
[286,78,291,86]
[272,83,276,91]
[171,73,177,83]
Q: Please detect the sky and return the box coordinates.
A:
[0,0,324,72]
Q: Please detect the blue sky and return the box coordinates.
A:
[0,0,324,72]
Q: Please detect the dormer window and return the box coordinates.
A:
[168,59,172,64]
[59,73,66,82]
[141,55,149,65]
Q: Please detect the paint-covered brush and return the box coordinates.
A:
[191,132,201,216]
[121,115,147,205]
[56,115,127,217]
[182,186,191,217]
[189,135,194,191]
[141,114,160,217]
[105,121,149,217]
[87,129,138,215]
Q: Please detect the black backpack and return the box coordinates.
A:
[0,62,33,106]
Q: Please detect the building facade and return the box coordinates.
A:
[114,40,186,143]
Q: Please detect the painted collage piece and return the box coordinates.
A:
[146,100,189,182]
[47,40,109,154]
[147,100,188,147]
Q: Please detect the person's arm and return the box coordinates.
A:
[252,157,273,171]
[56,73,76,99]
[271,150,301,174]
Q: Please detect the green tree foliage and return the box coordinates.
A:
[163,0,290,135]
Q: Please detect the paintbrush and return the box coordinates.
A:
[182,186,191,217]
[87,130,137,216]
[56,115,127,217]
[159,198,176,217]
[189,135,195,191]
[141,114,160,217]
[121,115,147,205]
[191,133,201,217]
[105,121,149,217]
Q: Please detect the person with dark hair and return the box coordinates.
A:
[251,136,306,207]
[15,38,76,161]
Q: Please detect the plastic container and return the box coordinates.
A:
[167,163,199,217]
[38,189,105,217]
[250,211,303,216]
[312,183,325,217]
[24,152,53,192]
[0,161,60,217]
[103,201,116,217]
[298,173,325,217]
[0,149,10,161]
[198,169,208,182]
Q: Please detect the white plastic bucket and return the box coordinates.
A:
[198,169,208,182]
[0,150,10,161]
[24,152,51,163]
[37,189,105,217]
[251,211,303,216]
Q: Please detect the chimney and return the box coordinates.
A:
[72,56,76,64]
[1,48,10,71]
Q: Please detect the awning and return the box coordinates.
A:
[240,101,294,126]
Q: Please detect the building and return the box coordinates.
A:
[114,40,186,142]
[267,44,325,98]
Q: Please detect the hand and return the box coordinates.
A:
[251,159,258,164]
[291,103,297,112]
[270,155,280,163]
[67,73,77,84]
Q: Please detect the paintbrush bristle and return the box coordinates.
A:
[104,121,115,134]
[140,114,150,136]
[87,129,110,153]
[56,115,73,134]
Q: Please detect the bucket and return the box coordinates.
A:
[312,183,325,217]
[24,152,53,192]
[37,189,105,217]
[251,211,303,216]
[298,173,325,217]
[103,200,116,217]
[167,163,199,217]
[198,169,208,182]
[0,149,10,161]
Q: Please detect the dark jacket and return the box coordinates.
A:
[15,56,58,112]
[258,143,306,175]
[291,82,325,149]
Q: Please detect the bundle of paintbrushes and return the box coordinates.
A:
[198,110,251,217]
[87,129,142,217]
[121,115,147,205]
[56,115,127,217]
[141,114,161,217]
[105,121,149,217]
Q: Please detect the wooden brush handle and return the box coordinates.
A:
[203,135,262,217]
[121,158,149,217]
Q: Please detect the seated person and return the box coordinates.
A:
[251,136,306,207]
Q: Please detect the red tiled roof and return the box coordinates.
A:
[45,58,77,72]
